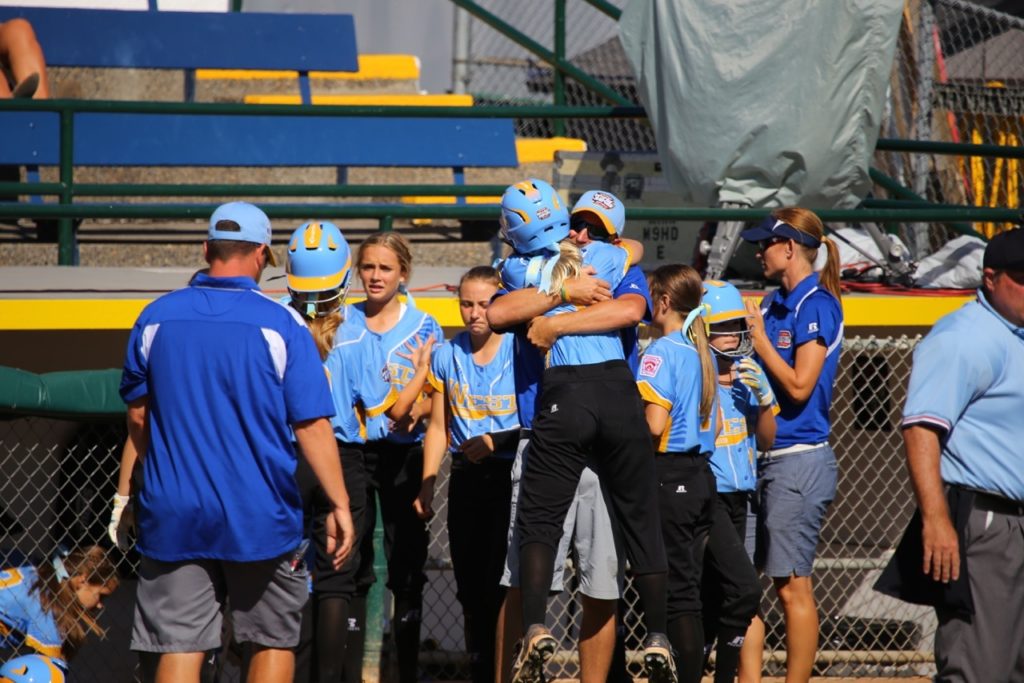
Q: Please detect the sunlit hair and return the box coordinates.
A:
[458,265,501,296]
[772,207,842,300]
[544,239,584,295]
[32,546,119,660]
[308,310,343,360]
[647,264,716,422]
[357,231,414,281]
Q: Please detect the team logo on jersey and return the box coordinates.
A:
[590,191,616,210]
[808,322,819,333]
[639,354,663,377]
[776,330,792,349]
[380,365,391,383]
[537,207,551,220]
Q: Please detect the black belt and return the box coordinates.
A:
[972,490,1024,516]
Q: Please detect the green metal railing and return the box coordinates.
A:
[1,98,1021,264]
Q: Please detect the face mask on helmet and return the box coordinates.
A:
[708,319,753,358]
[288,277,349,320]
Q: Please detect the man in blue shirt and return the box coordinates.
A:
[897,228,1024,682]
[117,202,355,683]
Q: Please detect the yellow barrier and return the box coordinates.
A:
[195,54,421,82]
[0,294,972,331]
[244,93,474,106]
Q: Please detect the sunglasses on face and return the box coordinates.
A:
[758,237,789,252]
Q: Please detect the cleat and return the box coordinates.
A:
[510,623,557,683]
[643,631,678,683]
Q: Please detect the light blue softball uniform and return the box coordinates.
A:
[426,331,519,458]
[323,319,399,444]
[711,380,762,493]
[500,240,633,367]
[0,566,64,662]
[636,331,717,454]
[345,301,443,444]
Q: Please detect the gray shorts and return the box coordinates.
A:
[132,552,308,653]
[756,444,838,577]
[501,436,624,600]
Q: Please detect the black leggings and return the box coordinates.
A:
[448,456,513,683]
[516,361,667,631]
[351,440,428,683]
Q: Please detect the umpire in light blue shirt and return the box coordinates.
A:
[899,227,1024,683]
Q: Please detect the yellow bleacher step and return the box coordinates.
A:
[196,54,420,82]
[244,93,474,106]
[403,137,587,226]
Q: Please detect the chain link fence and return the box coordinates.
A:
[1,334,936,681]
[459,0,1023,250]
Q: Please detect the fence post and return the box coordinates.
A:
[553,0,566,137]
[363,505,386,683]
[380,215,394,232]
[58,107,76,266]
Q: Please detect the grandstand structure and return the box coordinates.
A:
[0,0,1022,681]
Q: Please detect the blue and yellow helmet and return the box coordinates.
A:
[702,279,752,358]
[0,655,66,683]
[499,178,570,255]
[286,221,352,318]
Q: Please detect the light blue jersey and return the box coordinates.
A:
[636,331,716,454]
[324,319,398,444]
[500,240,632,367]
[427,331,519,459]
[711,381,760,493]
[345,301,443,444]
[903,290,1024,501]
[0,566,64,661]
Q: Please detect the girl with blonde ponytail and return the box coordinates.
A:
[636,263,720,683]
[739,207,844,683]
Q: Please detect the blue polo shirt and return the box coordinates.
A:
[902,290,1024,500]
[120,274,335,562]
[758,273,843,448]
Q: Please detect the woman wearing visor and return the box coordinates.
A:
[739,209,843,683]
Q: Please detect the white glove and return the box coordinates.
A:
[108,494,135,550]
[736,357,775,408]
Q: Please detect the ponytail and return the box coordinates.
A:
[309,310,343,360]
[818,235,842,301]
[687,317,717,423]
[544,239,583,295]
[648,264,717,422]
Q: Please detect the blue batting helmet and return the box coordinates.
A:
[702,279,753,358]
[0,655,66,683]
[286,221,353,318]
[500,178,570,255]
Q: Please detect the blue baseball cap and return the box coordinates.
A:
[571,190,625,240]
[740,216,821,249]
[208,202,277,266]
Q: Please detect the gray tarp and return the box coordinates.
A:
[619,0,903,209]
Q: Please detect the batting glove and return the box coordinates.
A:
[108,494,135,550]
[737,357,775,407]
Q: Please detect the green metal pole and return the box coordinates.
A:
[580,0,622,20]
[363,504,385,683]
[57,108,75,266]
[449,0,630,105]
[869,166,977,238]
[230,0,242,11]
[553,0,567,137]
[380,215,394,232]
